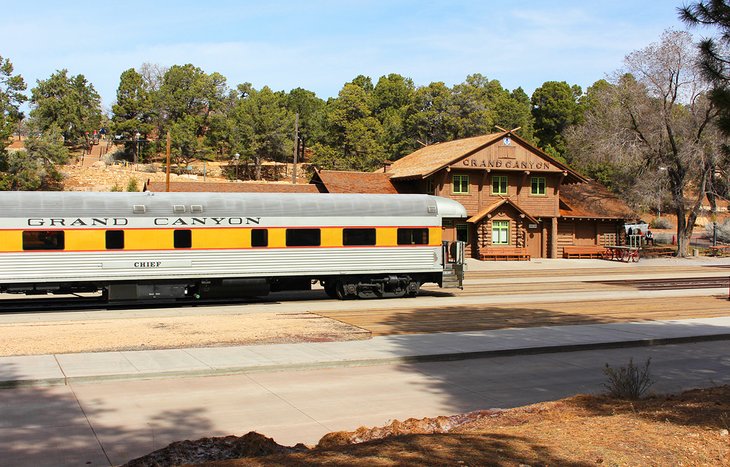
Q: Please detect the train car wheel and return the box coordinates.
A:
[406,281,421,297]
[323,281,337,298]
[335,280,356,300]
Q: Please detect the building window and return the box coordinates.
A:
[286,228,321,246]
[531,176,546,195]
[456,223,468,243]
[492,175,508,195]
[105,230,125,250]
[397,228,429,245]
[452,175,469,194]
[22,231,65,250]
[343,228,376,246]
[251,229,268,247]
[492,220,509,245]
[174,230,192,248]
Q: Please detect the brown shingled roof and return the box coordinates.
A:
[386,132,506,180]
[144,181,318,193]
[467,199,538,224]
[310,169,398,194]
[559,180,636,220]
[386,131,586,183]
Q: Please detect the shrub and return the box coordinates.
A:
[110,183,122,192]
[649,217,672,229]
[602,358,654,400]
[126,178,139,192]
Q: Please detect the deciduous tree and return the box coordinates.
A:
[566,30,724,257]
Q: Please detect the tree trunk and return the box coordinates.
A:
[254,154,262,180]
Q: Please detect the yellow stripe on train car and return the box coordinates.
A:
[429,227,442,246]
[377,228,398,247]
[0,231,22,252]
[192,228,248,249]
[124,229,173,250]
[321,228,343,247]
[64,230,106,251]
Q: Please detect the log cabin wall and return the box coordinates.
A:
[383,132,630,260]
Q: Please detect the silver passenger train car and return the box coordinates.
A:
[0,191,466,302]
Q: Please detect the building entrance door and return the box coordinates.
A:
[526,226,542,258]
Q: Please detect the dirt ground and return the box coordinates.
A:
[123,385,730,466]
[0,308,368,356]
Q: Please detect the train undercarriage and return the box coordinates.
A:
[0,272,448,303]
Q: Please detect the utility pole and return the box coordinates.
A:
[292,113,299,184]
[165,131,171,192]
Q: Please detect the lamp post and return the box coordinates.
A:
[234,153,240,180]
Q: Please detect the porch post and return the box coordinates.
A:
[550,217,559,258]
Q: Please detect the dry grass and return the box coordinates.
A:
[0,311,369,356]
[192,386,730,467]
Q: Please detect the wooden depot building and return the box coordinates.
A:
[312,130,635,260]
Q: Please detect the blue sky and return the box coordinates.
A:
[3,1,694,111]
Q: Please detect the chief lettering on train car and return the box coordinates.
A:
[26,217,262,227]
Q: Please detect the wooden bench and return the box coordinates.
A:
[562,245,608,259]
[479,247,530,261]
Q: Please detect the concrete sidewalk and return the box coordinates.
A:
[2,316,729,388]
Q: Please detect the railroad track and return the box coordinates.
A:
[438,275,730,297]
[592,276,730,290]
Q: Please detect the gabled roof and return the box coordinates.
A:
[143,181,318,193]
[386,131,586,183]
[310,169,398,194]
[559,180,636,220]
[467,199,538,224]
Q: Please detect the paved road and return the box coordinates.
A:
[1,340,728,466]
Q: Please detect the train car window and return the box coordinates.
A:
[22,231,65,250]
[105,230,125,250]
[286,228,321,246]
[251,228,268,247]
[397,228,429,245]
[343,228,376,246]
[174,229,192,248]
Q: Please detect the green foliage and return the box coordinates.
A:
[406,81,458,146]
[0,55,27,146]
[126,178,139,192]
[232,85,293,179]
[603,358,654,400]
[0,123,67,190]
[110,183,122,192]
[494,87,536,142]
[105,65,551,178]
[531,81,584,159]
[30,69,102,147]
[112,68,155,154]
[681,1,730,139]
